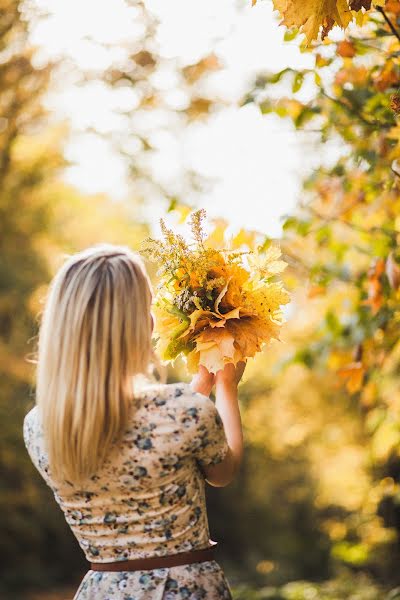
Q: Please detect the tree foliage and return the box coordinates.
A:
[0,0,71,592]
[6,0,400,596]
[70,0,225,208]
[243,0,400,584]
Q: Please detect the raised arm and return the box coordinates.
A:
[191,362,245,487]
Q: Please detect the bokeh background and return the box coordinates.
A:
[2,0,400,598]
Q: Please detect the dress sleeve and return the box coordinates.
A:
[182,387,230,468]
[23,407,53,488]
[23,409,35,458]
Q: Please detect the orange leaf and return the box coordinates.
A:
[386,0,400,15]
[307,284,326,298]
[337,361,365,394]
[373,61,399,92]
[182,54,221,84]
[362,258,385,314]
[337,40,356,58]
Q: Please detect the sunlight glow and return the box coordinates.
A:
[30,0,315,237]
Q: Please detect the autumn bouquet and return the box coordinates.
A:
[141,210,291,374]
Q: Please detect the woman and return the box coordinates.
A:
[23,243,245,599]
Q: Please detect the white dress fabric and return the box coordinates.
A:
[23,381,233,599]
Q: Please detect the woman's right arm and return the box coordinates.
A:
[201,362,245,488]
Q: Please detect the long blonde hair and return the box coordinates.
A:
[36,243,153,484]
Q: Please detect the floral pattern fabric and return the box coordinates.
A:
[73,561,233,600]
[23,381,232,599]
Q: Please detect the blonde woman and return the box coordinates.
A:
[23,243,245,600]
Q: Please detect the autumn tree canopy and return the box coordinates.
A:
[241,0,400,582]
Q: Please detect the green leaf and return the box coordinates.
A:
[282,216,298,231]
[292,72,304,93]
[331,541,370,566]
[257,236,272,253]
[167,197,178,212]
[259,99,273,114]
[268,67,291,84]
[325,310,341,335]
[284,28,299,41]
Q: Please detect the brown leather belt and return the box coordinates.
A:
[90,542,217,572]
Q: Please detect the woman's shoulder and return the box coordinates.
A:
[136,380,215,412]
[137,380,195,403]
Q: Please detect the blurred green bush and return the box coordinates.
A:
[232,569,400,600]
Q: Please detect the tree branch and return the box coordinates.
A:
[306,205,395,240]
[321,91,383,129]
[377,7,400,42]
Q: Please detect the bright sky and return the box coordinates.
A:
[30,0,316,238]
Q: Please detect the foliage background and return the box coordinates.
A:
[2,0,400,599]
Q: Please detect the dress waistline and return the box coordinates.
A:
[90,541,218,572]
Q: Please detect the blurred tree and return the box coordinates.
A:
[241,0,400,586]
[65,0,226,210]
[0,1,149,596]
[0,0,75,594]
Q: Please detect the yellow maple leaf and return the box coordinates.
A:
[228,318,270,356]
[271,0,353,44]
[178,305,241,340]
[190,313,282,374]
[195,327,238,373]
[242,281,291,322]
[248,244,288,278]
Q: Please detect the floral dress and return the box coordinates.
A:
[23,381,233,600]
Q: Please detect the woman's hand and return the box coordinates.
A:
[191,361,245,397]
[215,361,246,388]
[190,365,215,397]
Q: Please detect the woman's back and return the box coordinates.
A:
[23,245,242,599]
[23,381,229,565]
